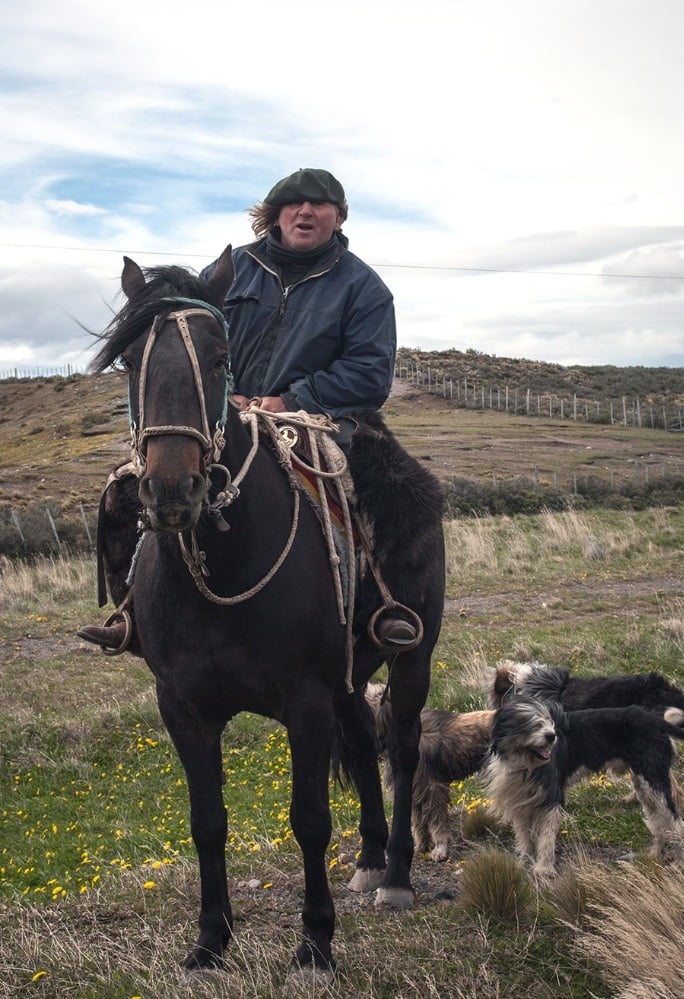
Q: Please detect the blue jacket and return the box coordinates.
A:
[201,237,396,419]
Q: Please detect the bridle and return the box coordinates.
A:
[126,298,300,605]
[129,299,231,475]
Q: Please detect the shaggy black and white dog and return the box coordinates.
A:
[489,660,684,807]
[365,683,493,861]
[489,659,684,714]
[484,696,684,878]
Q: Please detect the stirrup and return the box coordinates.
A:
[368,603,424,653]
[101,609,133,656]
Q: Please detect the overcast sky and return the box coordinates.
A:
[2,0,683,373]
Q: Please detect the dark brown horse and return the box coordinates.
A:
[88,246,445,980]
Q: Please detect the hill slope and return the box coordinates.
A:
[1,364,682,524]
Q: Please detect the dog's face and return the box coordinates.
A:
[491,697,558,768]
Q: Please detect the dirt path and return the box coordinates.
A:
[447,573,683,618]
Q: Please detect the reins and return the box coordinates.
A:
[177,406,358,693]
[130,303,297,605]
[177,410,302,606]
[128,302,362,691]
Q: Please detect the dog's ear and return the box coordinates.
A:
[492,667,514,705]
[548,699,567,732]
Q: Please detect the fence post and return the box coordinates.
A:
[10,509,26,547]
[45,507,61,548]
[79,502,93,548]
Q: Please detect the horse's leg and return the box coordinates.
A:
[286,698,336,980]
[376,649,430,909]
[334,688,388,893]
[156,686,231,969]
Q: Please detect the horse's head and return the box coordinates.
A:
[102,246,235,533]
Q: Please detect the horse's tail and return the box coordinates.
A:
[331,686,381,791]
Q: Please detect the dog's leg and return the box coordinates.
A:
[632,774,684,861]
[512,815,536,869]
[409,779,431,856]
[425,782,451,862]
[531,805,562,879]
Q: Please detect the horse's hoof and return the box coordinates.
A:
[374,886,415,910]
[286,965,335,988]
[347,867,385,893]
[181,946,226,971]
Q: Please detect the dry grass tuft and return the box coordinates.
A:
[546,848,602,926]
[574,861,684,999]
[460,804,506,843]
[458,847,533,924]
[0,553,93,611]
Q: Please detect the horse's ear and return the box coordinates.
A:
[121,256,146,300]
[206,245,234,309]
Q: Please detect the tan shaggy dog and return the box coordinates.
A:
[364,683,493,861]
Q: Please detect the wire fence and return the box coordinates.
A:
[0,364,86,380]
[395,363,684,431]
[2,455,683,558]
[3,363,682,431]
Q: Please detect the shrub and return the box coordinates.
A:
[459,847,533,924]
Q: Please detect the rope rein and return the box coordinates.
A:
[176,405,357,693]
[129,304,360,692]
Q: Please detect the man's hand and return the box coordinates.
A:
[259,396,288,413]
[232,394,287,413]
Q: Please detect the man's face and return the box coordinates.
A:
[277,201,343,252]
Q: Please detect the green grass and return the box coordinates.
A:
[0,506,683,997]
[1,715,365,905]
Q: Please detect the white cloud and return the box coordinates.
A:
[45,199,107,217]
[0,0,683,371]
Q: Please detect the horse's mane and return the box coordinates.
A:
[90,264,213,373]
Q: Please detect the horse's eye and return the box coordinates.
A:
[214,356,229,373]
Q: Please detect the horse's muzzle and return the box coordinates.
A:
[139,472,207,532]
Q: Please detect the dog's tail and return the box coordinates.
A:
[331,686,382,791]
[664,706,684,737]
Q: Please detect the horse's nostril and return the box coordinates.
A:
[188,473,206,500]
[139,475,159,506]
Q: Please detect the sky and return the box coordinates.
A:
[2,0,684,373]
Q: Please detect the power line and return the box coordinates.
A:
[1,240,683,281]
[375,263,684,280]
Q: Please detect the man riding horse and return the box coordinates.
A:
[79,168,440,654]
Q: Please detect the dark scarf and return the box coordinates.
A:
[265,229,348,286]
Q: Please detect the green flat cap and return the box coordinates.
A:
[264,168,346,208]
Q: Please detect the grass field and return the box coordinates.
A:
[1,502,683,997]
